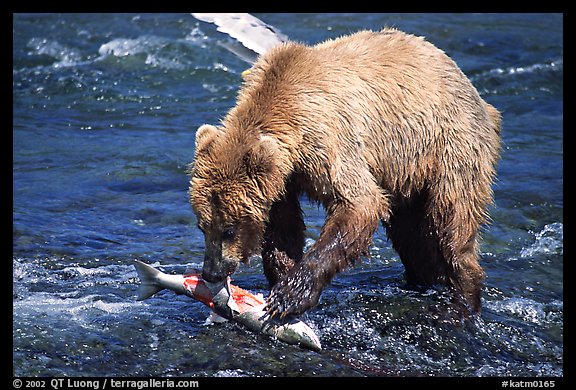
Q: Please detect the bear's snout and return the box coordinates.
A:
[202,256,238,283]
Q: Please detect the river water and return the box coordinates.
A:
[13,13,563,377]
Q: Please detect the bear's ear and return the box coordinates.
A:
[243,135,279,179]
[195,124,221,156]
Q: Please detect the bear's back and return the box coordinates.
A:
[240,28,484,126]
[226,28,500,196]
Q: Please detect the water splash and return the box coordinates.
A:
[98,36,193,70]
[486,297,563,325]
[520,222,563,258]
[26,37,84,68]
[487,60,562,77]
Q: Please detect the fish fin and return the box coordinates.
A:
[204,311,229,325]
[133,260,164,300]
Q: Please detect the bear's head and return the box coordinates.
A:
[189,124,284,283]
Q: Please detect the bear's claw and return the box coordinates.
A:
[265,267,322,318]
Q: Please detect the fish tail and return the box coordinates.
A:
[133,260,164,300]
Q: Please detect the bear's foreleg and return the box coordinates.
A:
[261,190,305,287]
[266,196,383,318]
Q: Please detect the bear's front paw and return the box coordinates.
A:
[266,265,322,319]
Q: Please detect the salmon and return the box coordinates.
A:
[133,260,322,351]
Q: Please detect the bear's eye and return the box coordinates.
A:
[221,227,236,241]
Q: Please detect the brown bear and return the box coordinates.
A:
[188,28,501,318]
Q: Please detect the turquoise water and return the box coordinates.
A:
[13,13,562,377]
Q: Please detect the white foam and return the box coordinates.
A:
[27,37,83,67]
[97,36,180,58]
[15,293,132,315]
[471,58,563,87]
[13,257,140,326]
[486,297,562,325]
[520,222,563,258]
[91,299,134,314]
[97,36,194,70]
[213,369,253,377]
[489,60,562,76]
[60,265,109,277]
[184,26,209,43]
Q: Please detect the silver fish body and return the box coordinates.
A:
[234,305,322,351]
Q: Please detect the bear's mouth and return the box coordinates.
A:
[202,258,239,283]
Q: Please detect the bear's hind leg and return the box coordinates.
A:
[387,191,451,288]
[430,172,490,314]
[388,190,486,314]
[436,218,485,314]
[262,190,305,287]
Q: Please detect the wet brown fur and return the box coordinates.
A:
[189,28,501,317]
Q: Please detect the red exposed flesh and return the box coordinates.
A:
[183,275,215,308]
[230,284,265,310]
[182,274,264,313]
